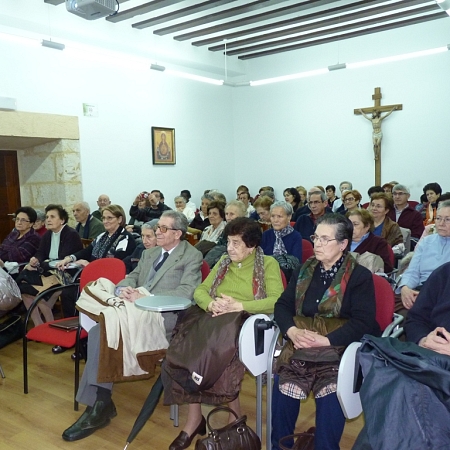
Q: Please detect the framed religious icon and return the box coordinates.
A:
[152,127,176,165]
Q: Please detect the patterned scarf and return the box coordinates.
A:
[91,227,124,260]
[273,225,294,255]
[294,253,356,318]
[209,246,267,300]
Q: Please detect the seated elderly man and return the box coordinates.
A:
[388,183,424,247]
[62,211,203,442]
[92,194,111,221]
[204,200,247,269]
[396,199,450,315]
[73,202,105,240]
[294,190,328,242]
[292,186,331,221]
[129,190,171,222]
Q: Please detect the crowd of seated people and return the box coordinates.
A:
[3,178,450,449]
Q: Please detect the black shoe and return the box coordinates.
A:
[62,406,95,442]
[80,400,117,429]
[52,345,68,354]
[169,416,206,450]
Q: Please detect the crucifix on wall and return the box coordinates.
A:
[354,87,402,185]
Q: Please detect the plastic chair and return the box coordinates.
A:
[301,239,314,263]
[23,258,126,410]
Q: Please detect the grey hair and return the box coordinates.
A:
[201,193,215,202]
[316,213,353,251]
[213,192,227,203]
[260,190,275,200]
[270,200,293,216]
[225,200,247,217]
[174,196,186,204]
[142,220,158,231]
[340,181,353,190]
[74,201,90,212]
[437,200,450,212]
[161,210,188,237]
[308,190,327,202]
[392,184,410,194]
[34,209,46,221]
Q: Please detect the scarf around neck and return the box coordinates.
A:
[209,246,267,300]
[294,253,356,318]
[76,214,91,239]
[91,226,124,259]
[273,225,294,256]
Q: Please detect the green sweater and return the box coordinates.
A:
[194,252,284,314]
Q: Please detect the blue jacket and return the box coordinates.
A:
[260,228,302,261]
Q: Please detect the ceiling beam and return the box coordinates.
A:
[238,12,447,60]
[107,0,185,23]
[210,0,433,53]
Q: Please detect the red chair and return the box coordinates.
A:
[302,239,314,263]
[201,260,210,281]
[371,274,396,331]
[23,258,126,409]
[386,244,395,269]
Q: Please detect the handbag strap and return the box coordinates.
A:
[206,406,240,432]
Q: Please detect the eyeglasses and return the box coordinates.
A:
[156,224,178,233]
[392,192,407,196]
[15,218,30,223]
[102,216,117,222]
[435,216,450,224]
[308,201,323,206]
[310,235,337,246]
[344,197,356,203]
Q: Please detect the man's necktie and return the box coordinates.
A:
[154,252,169,272]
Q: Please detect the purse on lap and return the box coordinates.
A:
[195,406,261,450]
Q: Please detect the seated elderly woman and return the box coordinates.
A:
[122,221,157,274]
[174,196,196,223]
[163,217,284,450]
[33,209,47,237]
[189,193,214,232]
[396,199,450,315]
[252,195,274,229]
[347,209,394,273]
[261,201,302,281]
[271,213,380,450]
[369,192,403,249]
[0,206,41,274]
[341,189,362,214]
[195,200,226,256]
[17,204,83,326]
[57,204,136,268]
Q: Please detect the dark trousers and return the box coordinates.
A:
[271,375,346,450]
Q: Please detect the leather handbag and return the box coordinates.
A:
[278,427,315,450]
[195,406,261,450]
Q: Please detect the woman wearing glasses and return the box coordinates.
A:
[0,207,41,272]
[271,214,379,450]
[341,189,362,214]
[18,204,83,326]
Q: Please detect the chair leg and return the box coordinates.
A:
[0,364,5,378]
[23,335,28,394]
[256,374,263,440]
[170,404,179,427]
[74,326,83,411]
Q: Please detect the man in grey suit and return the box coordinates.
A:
[62,211,203,442]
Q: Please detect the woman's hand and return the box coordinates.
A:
[25,257,40,271]
[419,327,450,355]
[75,259,90,267]
[56,257,72,270]
[401,286,419,309]
[286,326,331,349]
[210,294,243,316]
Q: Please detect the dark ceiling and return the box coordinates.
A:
[45,0,447,60]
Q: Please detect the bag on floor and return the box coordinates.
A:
[195,406,261,450]
[0,268,22,311]
[0,314,23,349]
[278,427,315,450]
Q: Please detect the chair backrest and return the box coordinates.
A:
[361,202,370,209]
[372,274,395,331]
[201,260,210,281]
[386,244,395,268]
[81,238,93,249]
[79,258,126,290]
[280,270,288,289]
[301,239,314,263]
[399,227,411,254]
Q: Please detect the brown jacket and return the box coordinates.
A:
[381,216,403,247]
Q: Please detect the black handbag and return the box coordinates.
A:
[278,427,315,450]
[195,406,261,450]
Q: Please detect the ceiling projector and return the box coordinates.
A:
[66,0,116,20]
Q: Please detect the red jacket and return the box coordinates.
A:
[388,205,424,239]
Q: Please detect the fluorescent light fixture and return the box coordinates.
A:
[42,39,65,51]
[150,63,165,72]
[436,0,450,15]
[222,81,251,87]
[165,69,223,85]
[347,46,448,69]
[0,96,17,111]
[328,63,347,71]
[250,68,328,86]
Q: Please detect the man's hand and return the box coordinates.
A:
[118,286,145,303]
[419,327,450,355]
[401,286,419,310]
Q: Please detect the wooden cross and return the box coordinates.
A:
[354,87,402,186]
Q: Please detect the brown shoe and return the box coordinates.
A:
[169,416,206,450]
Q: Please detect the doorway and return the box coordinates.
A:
[0,151,20,242]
